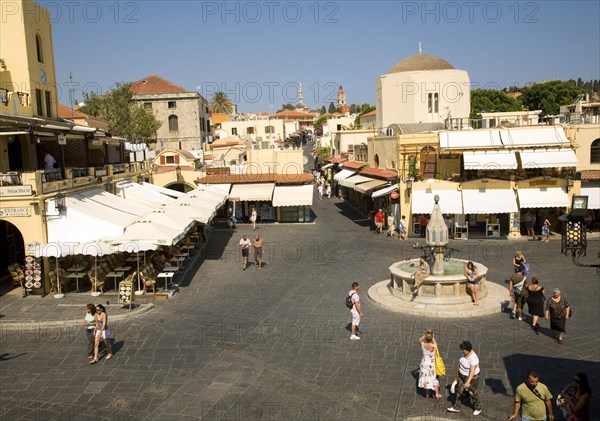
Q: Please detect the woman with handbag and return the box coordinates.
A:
[545,288,570,344]
[558,372,592,421]
[418,330,442,399]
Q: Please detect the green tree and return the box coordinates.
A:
[328,102,336,113]
[277,103,295,113]
[360,103,375,114]
[319,105,326,114]
[79,83,161,143]
[210,91,234,114]
[470,89,523,120]
[314,115,333,131]
[519,81,586,116]
[315,146,331,161]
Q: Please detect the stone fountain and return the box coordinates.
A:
[368,195,506,317]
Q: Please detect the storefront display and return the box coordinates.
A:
[24,255,43,291]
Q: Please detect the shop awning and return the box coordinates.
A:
[463,151,518,170]
[76,189,153,217]
[355,179,389,194]
[202,183,231,193]
[333,169,356,181]
[272,185,314,207]
[501,127,571,147]
[581,187,600,209]
[440,130,503,150]
[104,220,186,246]
[338,175,373,188]
[462,189,518,214]
[164,203,215,224]
[0,131,29,136]
[412,189,463,215]
[229,183,275,201]
[372,185,399,199]
[321,163,334,169]
[517,187,570,208]
[116,182,176,208]
[518,149,578,169]
[142,182,185,198]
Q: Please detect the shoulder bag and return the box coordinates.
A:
[435,347,446,377]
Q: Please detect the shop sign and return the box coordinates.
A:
[529,179,558,187]
[118,281,135,304]
[0,185,33,197]
[0,207,31,217]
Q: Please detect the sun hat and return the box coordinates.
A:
[553,288,561,294]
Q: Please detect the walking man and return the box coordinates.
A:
[399,215,408,240]
[387,213,396,237]
[447,341,483,416]
[509,265,527,321]
[239,234,251,270]
[508,371,554,421]
[348,282,363,340]
[374,209,384,234]
[252,235,264,270]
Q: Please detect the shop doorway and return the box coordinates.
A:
[0,220,25,292]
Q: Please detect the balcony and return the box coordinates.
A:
[0,161,153,198]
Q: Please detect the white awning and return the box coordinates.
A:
[272,185,314,207]
[164,203,215,224]
[321,163,334,169]
[76,189,153,217]
[463,151,518,170]
[201,183,231,193]
[137,210,195,233]
[0,131,29,136]
[229,183,275,201]
[372,185,398,199]
[501,127,571,147]
[517,187,570,208]
[104,220,186,246]
[355,179,389,194]
[440,130,503,150]
[462,189,518,214]
[116,182,176,208]
[518,149,578,169]
[338,175,373,188]
[412,189,463,214]
[333,169,356,181]
[581,187,600,209]
[72,125,96,133]
[195,184,229,205]
[142,182,185,198]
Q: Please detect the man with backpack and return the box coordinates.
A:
[347,282,364,340]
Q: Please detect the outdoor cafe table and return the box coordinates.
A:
[126,256,141,263]
[171,256,186,267]
[67,264,86,273]
[67,272,86,292]
[114,266,132,273]
[162,265,179,273]
[157,272,175,292]
[174,252,189,258]
[105,272,123,291]
[181,244,195,252]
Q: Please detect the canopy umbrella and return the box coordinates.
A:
[164,203,214,224]
[137,210,196,234]
[104,220,186,246]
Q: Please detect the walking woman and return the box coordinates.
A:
[90,304,112,364]
[545,288,570,344]
[418,330,442,399]
[542,218,551,242]
[464,261,480,305]
[250,206,258,231]
[83,303,96,359]
[513,251,526,273]
[559,372,592,421]
[447,341,483,416]
[526,277,546,332]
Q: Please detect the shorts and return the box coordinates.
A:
[95,329,110,340]
[254,248,263,259]
[375,222,383,229]
[526,221,533,230]
[468,280,480,286]
[521,417,547,421]
[242,248,249,257]
[351,311,361,326]
[513,291,525,309]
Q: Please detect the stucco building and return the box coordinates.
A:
[131,75,210,152]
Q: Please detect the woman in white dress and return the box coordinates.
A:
[250,206,257,231]
[418,330,442,399]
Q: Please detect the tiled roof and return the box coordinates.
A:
[359,168,398,180]
[361,109,377,117]
[581,170,600,180]
[58,104,108,122]
[343,161,367,170]
[195,173,314,184]
[209,137,245,148]
[271,110,318,119]
[324,157,348,164]
[131,75,188,94]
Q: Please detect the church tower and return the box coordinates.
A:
[337,85,350,113]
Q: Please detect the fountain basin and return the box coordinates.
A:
[389,259,488,305]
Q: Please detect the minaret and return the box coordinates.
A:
[298,81,304,105]
[418,41,423,55]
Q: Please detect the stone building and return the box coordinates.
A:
[131,75,210,152]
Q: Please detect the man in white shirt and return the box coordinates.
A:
[448,340,483,416]
[239,235,251,270]
[348,282,363,340]
[44,152,56,170]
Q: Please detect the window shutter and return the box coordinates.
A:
[160,156,165,165]
[175,155,180,164]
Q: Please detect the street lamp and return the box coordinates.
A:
[560,195,599,274]
[54,192,66,213]
[137,174,145,184]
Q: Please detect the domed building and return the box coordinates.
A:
[376,48,470,131]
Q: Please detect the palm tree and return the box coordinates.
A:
[210,91,234,114]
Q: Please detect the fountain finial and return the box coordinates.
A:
[426,194,449,275]
[434,194,439,204]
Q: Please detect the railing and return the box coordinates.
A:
[41,169,63,183]
[93,167,107,177]
[0,172,22,186]
[112,164,126,174]
[71,167,89,178]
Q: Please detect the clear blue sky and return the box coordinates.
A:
[48,1,600,113]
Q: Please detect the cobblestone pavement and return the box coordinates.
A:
[1,157,599,421]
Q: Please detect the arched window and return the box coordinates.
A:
[35,34,44,63]
[591,138,600,163]
[168,115,178,131]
